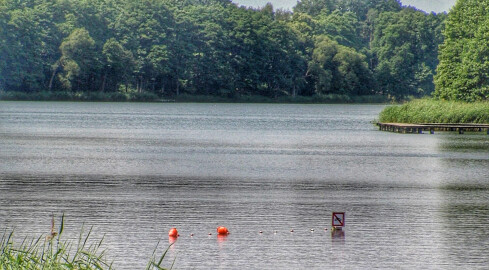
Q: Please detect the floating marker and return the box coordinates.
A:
[217,226,229,235]
[168,228,179,238]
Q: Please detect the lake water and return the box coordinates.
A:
[1,101,489,269]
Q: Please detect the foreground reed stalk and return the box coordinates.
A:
[0,214,173,270]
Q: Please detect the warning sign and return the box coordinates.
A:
[332,212,345,227]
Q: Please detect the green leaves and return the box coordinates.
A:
[435,0,489,102]
[371,8,444,99]
[102,38,135,92]
[0,0,445,101]
[58,28,96,91]
[308,36,372,96]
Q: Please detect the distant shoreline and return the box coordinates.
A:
[0,91,390,104]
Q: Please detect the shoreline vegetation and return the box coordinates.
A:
[379,1,489,126]
[1,0,445,103]
[0,223,173,270]
[0,237,172,270]
[379,99,489,124]
[0,90,390,104]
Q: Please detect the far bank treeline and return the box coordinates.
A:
[0,0,446,101]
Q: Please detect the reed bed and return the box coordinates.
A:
[0,214,172,270]
[379,99,489,124]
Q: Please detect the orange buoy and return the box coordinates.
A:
[217,226,229,235]
[168,228,179,238]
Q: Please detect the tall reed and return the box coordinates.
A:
[0,214,112,269]
[379,99,489,124]
[0,214,173,270]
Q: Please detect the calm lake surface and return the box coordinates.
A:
[1,101,489,269]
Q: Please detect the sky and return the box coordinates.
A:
[232,0,457,13]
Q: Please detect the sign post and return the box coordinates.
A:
[332,212,345,230]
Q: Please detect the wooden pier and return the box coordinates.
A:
[377,123,489,134]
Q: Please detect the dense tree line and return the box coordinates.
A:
[434,0,489,102]
[0,0,446,100]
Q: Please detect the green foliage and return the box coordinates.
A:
[102,38,136,92]
[371,8,445,99]
[0,91,131,101]
[58,28,97,91]
[434,0,489,102]
[129,92,160,102]
[379,99,489,123]
[174,93,387,103]
[0,0,446,101]
[308,36,373,96]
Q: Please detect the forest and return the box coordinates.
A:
[379,0,489,124]
[0,0,446,101]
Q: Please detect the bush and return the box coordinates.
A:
[80,92,126,102]
[48,91,74,101]
[129,92,160,102]
[0,91,31,101]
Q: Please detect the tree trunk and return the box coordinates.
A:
[100,73,107,92]
[48,63,60,91]
[176,78,180,96]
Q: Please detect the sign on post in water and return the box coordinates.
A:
[332,212,345,228]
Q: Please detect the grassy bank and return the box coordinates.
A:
[379,99,489,124]
[1,216,172,270]
[0,90,390,104]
